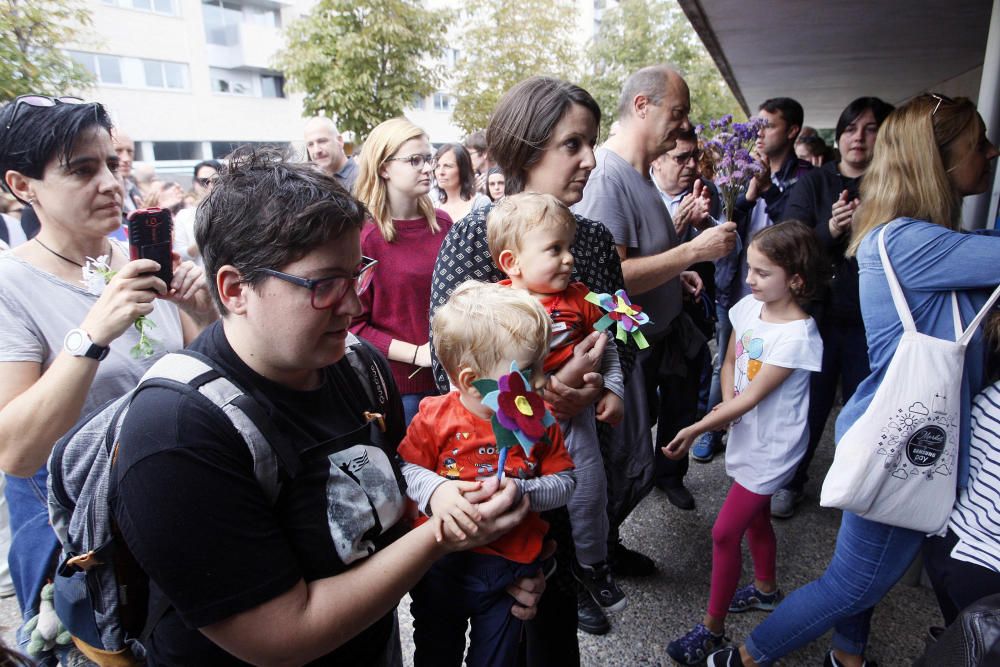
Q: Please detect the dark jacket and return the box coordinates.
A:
[783,161,862,324]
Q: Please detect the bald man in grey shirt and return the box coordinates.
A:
[575,65,736,512]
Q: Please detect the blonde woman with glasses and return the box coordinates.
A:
[352,118,453,424]
[709,93,1000,667]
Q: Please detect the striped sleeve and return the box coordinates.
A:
[948,383,1000,574]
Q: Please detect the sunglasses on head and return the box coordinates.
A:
[927,92,956,117]
[4,95,87,130]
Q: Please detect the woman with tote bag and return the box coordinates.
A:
[709,94,1000,667]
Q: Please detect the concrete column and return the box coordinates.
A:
[962,0,1000,229]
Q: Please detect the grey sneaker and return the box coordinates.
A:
[770,488,803,519]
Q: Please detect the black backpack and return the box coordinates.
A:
[46,335,391,665]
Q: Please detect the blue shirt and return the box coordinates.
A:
[836,218,1000,487]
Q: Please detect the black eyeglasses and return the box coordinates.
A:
[927,93,955,117]
[384,153,434,169]
[195,177,218,187]
[256,256,378,309]
[4,95,87,130]
[669,149,702,166]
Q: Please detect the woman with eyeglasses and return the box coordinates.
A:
[708,94,1000,667]
[432,143,490,223]
[352,118,453,424]
[772,97,895,520]
[0,95,217,653]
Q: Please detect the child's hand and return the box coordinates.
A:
[428,480,483,543]
[662,427,698,460]
[555,331,606,388]
[595,390,624,426]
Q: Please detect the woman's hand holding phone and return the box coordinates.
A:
[80,259,166,347]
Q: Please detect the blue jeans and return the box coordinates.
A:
[6,466,61,661]
[402,391,436,426]
[410,551,538,667]
[745,511,924,664]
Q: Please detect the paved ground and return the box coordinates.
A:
[396,408,941,666]
[0,409,941,666]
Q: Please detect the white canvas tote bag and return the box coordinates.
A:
[820,225,1000,534]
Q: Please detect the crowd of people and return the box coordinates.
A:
[0,62,997,667]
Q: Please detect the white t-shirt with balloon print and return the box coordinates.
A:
[725,295,823,495]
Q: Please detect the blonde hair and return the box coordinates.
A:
[353,117,438,243]
[432,280,551,381]
[486,192,577,271]
[849,94,982,257]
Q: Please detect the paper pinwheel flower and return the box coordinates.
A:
[585,289,651,349]
[473,362,554,479]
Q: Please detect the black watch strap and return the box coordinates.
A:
[84,342,111,361]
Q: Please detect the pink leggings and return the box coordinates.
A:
[708,481,777,619]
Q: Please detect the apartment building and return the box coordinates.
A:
[67,0,608,175]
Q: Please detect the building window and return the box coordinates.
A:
[67,51,123,85]
[411,94,425,110]
[211,67,284,98]
[210,67,253,95]
[203,0,242,46]
[245,4,280,28]
[102,0,178,16]
[433,92,453,111]
[261,75,284,98]
[151,142,201,161]
[141,59,187,89]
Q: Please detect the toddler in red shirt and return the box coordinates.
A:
[486,192,627,612]
[398,280,576,666]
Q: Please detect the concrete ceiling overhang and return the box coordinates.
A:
[679,0,994,127]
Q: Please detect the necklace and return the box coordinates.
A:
[34,237,111,268]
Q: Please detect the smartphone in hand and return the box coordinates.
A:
[127,207,173,288]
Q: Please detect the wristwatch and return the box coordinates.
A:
[63,328,110,361]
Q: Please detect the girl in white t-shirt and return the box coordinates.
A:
[662,221,824,665]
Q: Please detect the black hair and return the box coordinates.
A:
[835,97,895,142]
[487,77,601,196]
[196,148,367,314]
[434,143,476,203]
[0,98,112,200]
[759,97,805,138]
[193,159,223,179]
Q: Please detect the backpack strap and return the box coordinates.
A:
[134,351,296,502]
[344,332,391,432]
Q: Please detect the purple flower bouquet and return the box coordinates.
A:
[696,114,767,221]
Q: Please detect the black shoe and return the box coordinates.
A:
[572,560,627,612]
[706,646,741,666]
[576,591,610,635]
[609,541,657,577]
[823,650,878,667]
[665,484,696,510]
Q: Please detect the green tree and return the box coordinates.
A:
[0,0,93,103]
[276,0,450,141]
[582,0,742,137]
[450,0,581,134]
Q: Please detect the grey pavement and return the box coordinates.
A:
[398,408,941,666]
[0,409,941,666]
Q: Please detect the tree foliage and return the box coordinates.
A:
[450,0,581,135]
[0,0,93,103]
[276,0,450,141]
[582,0,742,137]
